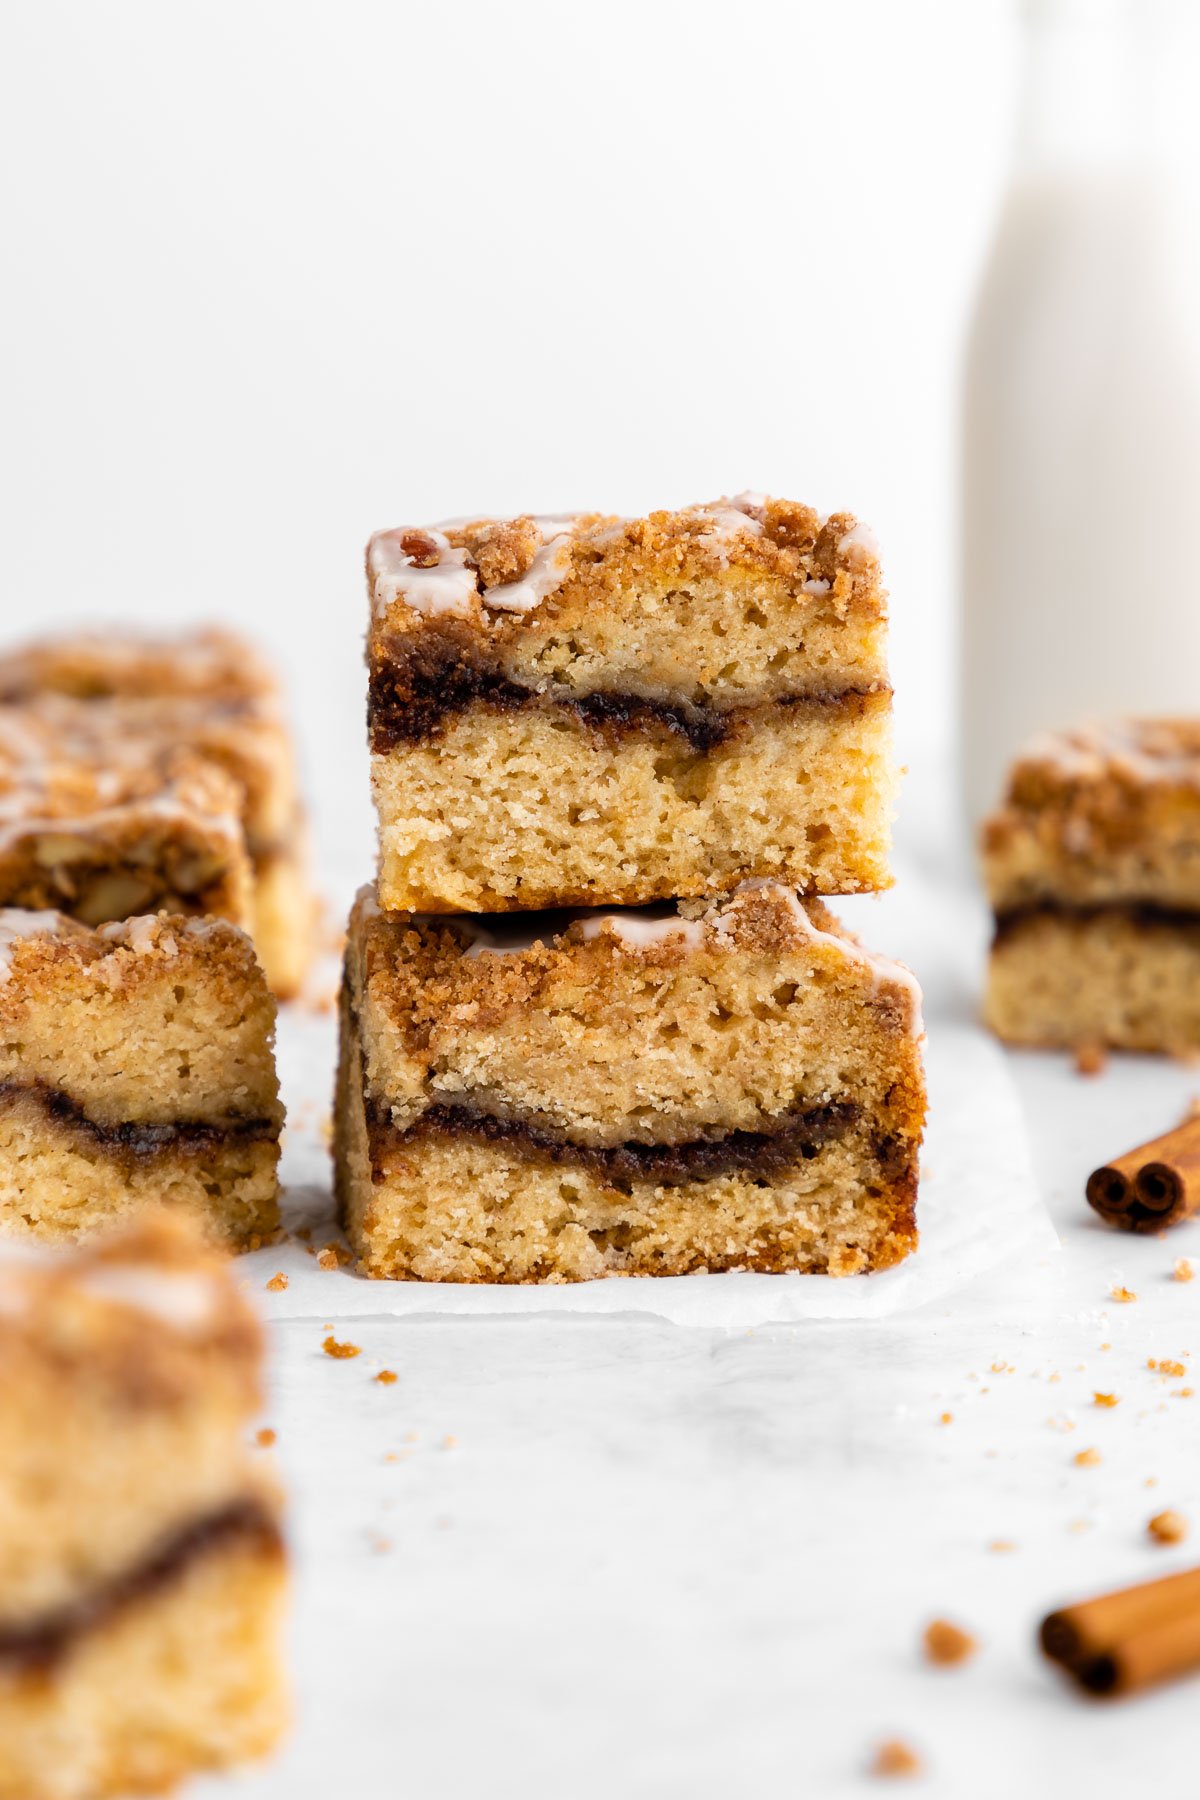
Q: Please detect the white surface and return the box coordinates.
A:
[192,843,1199,1800]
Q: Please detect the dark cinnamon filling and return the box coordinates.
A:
[0,1496,282,1671]
[363,1096,903,1188]
[993,899,1200,945]
[367,633,885,752]
[0,1078,278,1158]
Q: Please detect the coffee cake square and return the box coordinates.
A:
[0,628,314,997]
[0,1214,287,1799]
[335,880,924,1282]
[366,495,895,912]
[984,721,1200,1052]
[0,909,281,1245]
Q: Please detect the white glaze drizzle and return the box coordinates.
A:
[481,532,574,615]
[78,1264,224,1330]
[578,910,707,950]
[724,880,923,1035]
[367,528,478,619]
[836,521,880,561]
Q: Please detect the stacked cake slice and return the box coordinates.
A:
[339,495,925,1281]
[0,627,314,999]
[0,624,315,1245]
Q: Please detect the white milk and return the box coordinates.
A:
[960,0,1200,824]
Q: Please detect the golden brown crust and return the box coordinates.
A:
[371,498,883,638]
[0,911,268,1017]
[983,721,1200,912]
[350,882,920,1056]
[0,627,277,708]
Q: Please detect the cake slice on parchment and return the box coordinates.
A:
[335,880,925,1283]
[0,908,281,1246]
[0,1213,287,1800]
[0,627,315,998]
[365,495,895,912]
[983,720,1200,1053]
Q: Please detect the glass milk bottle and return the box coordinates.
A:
[960,0,1200,824]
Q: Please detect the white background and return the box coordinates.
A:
[0,0,1019,864]
[11,8,1200,1798]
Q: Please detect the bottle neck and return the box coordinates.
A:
[1016,1,1144,171]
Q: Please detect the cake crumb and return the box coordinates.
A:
[375,1369,398,1385]
[988,1539,1016,1554]
[1174,1386,1195,1398]
[1073,1447,1102,1467]
[265,1271,288,1292]
[1174,1258,1194,1283]
[870,1739,922,1779]
[315,1245,349,1271]
[939,1412,953,1425]
[1075,1043,1108,1076]
[1093,1392,1119,1408]
[255,1427,276,1448]
[1111,1285,1137,1304]
[322,1335,361,1360]
[1148,1509,1188,1545]
[922,1619,976,1666]
[1155,1359,1187,1377]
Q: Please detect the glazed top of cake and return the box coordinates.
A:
[0,907,259,1001]
[365,495,889,720]
[0,626,279,708]
[353,879,922,1040]
[366,494,883,633]
[0,698,247,844]
[1003,720,1200,805]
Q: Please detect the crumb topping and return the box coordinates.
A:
[366,494,883,628]
[0,906,252,991]
[356,881,922,1043]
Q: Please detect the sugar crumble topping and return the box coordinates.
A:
[427,882,922,1033]
[0,906,237,981]
[368,494,879,622]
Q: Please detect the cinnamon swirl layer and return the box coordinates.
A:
[0,1498,282,1673]
[368,627,888,752]
[0,1078,278,1158]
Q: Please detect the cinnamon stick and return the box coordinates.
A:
[1041,1565,1200,1697]
[1085,1115,1200,1232]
